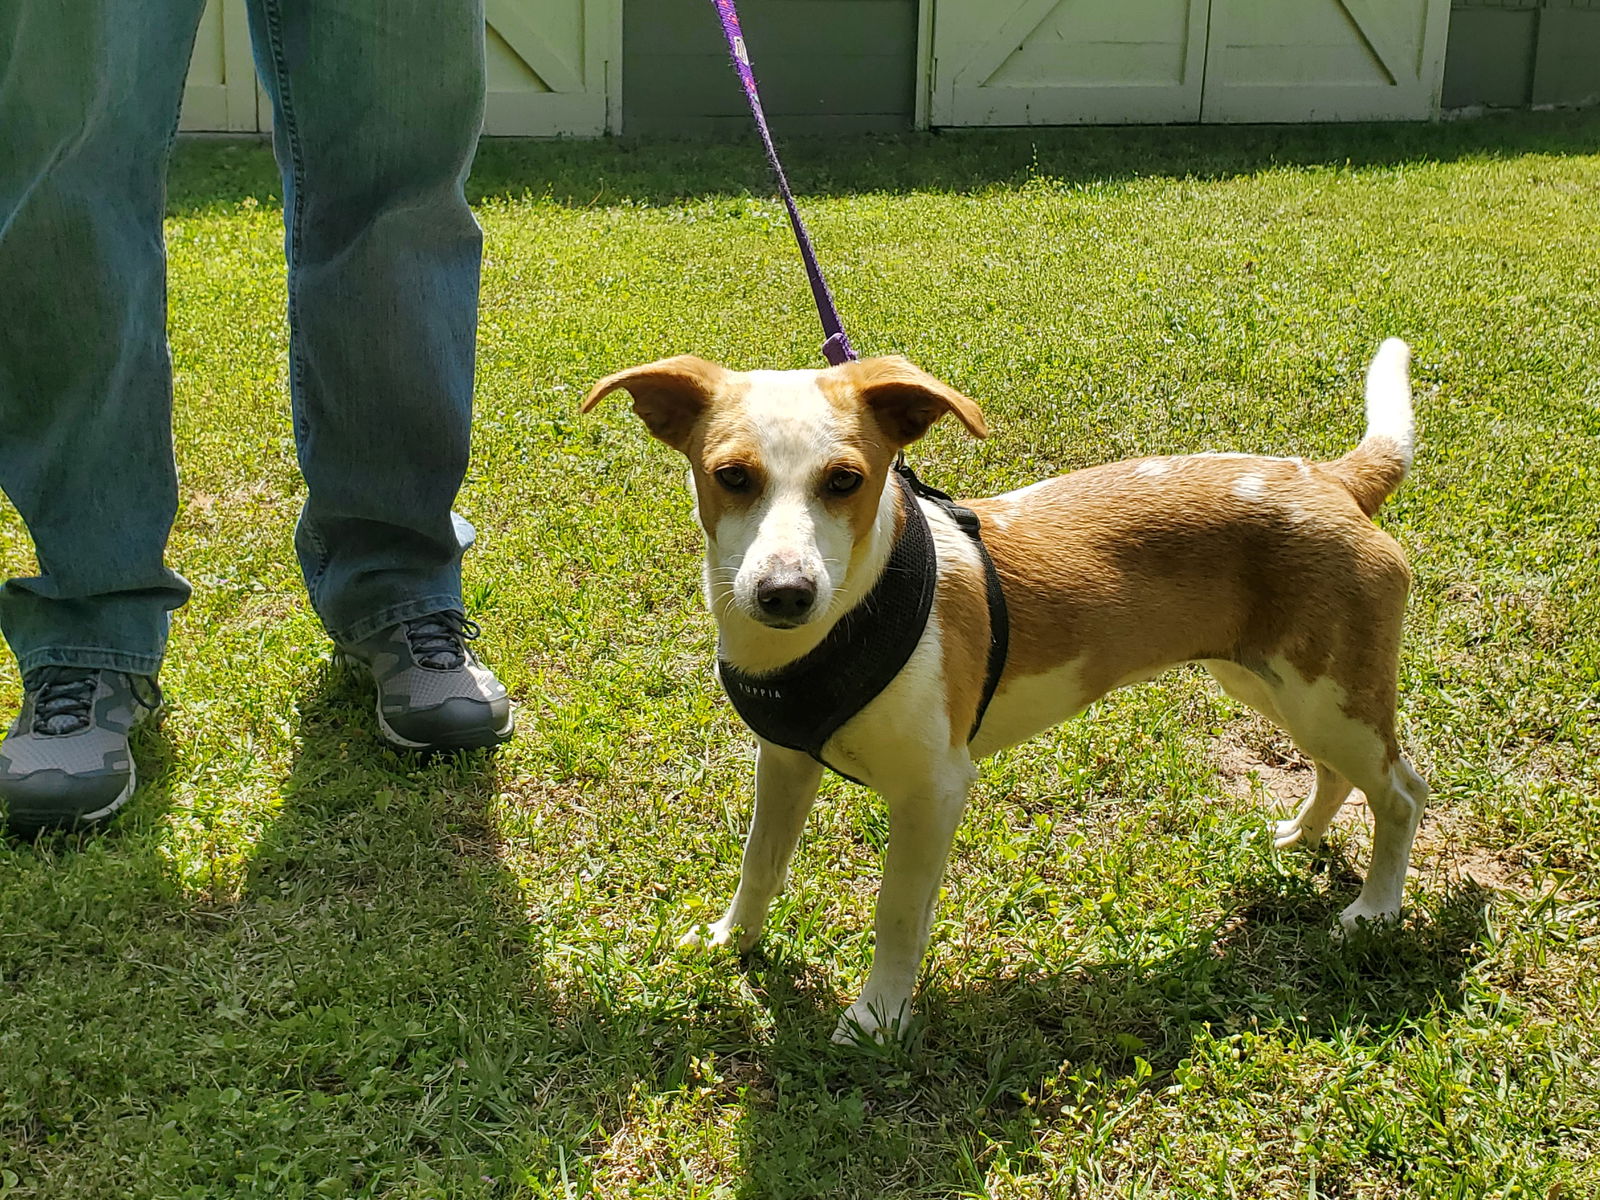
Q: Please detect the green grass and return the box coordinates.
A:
[3,112,1599,1198]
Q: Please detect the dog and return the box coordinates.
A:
[582,339,1427,1043]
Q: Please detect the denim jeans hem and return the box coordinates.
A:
[330,594,464,647]
[17,645,165,679]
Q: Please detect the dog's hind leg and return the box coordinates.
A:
[1270,764,1354,851]
[834,751,976,1044]
[681,740,823,953]
[1337,757,1427,931]
[1204,659,1352,849]
[1247,662,1427,932]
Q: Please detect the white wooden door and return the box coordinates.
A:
[180,0,260,133]
[929,0,1212,126]
[178,0,620,136]
[483,0,619,136]
[1200,0,1451,122]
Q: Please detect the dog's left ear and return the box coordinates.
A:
[837,356,988,446]
[581,356,729,452]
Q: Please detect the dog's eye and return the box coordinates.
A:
[715,465,751,492]
[826,469,863,496]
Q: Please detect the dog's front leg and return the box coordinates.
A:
[681,739,823,953]
[834,754,975,1044]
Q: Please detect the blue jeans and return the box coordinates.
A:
[0,0,486,679]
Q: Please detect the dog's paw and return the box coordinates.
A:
[830,999,908,1046]
[1335,898,1401,938]
[1271,817,1323,851]
[678,916,759,953]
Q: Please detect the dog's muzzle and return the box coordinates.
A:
[754,570,817,626]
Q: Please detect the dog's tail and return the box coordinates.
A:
[1327,338,1414,517]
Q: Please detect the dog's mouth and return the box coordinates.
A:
[751,611,809,630]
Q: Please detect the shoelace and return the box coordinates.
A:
[403,611,481,671]
[25,667,162,736]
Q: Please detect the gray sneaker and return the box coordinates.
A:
[0,668,161,835]
[337,611,513,751]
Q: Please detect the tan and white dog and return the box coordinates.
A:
[582,339,1427,1043]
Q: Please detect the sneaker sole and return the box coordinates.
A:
[75,761,139,825]
[373,696,515,752]
[4,761,138,836]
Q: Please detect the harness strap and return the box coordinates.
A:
[895,460,1011,741]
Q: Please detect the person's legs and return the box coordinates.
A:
[0,1,202,679]
[244,0,509,750]
[243,0,486,643]
[0,1,203,832]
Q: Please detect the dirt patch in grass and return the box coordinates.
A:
[1210,716,1312,808]
[1211,714,1535,898]
[1409,806,1536,898]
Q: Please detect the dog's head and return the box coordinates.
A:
[583,356,986,631]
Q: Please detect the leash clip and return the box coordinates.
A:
[822,331,856,366]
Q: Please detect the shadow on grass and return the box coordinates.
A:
[929,863,1491,1064]
[245,687,1494,1200]
[0,668,1496,1197]
[710,863,1494,1198]
[166,109,1600,215]
[221,661,578,1191]
[6,674,1483,1195]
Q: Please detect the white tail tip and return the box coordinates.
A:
[1364,338,1414,469]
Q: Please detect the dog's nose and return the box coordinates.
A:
[756,574,817,622]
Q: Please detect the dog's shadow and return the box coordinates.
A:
[718,861,1492,1198]
[935,866,1486,1050]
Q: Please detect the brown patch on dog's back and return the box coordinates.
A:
[968,453,1411,735]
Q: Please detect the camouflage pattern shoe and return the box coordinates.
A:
[337,610,513,751]
[0,668,161,835]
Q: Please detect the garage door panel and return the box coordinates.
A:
[933,0,1210,125]
[989,18,1196,88]
[929,0,1448,126]
[1200,0,1449,121]
[180,0,617,135]
[483,0,615,135]
[1220,44,1391,90]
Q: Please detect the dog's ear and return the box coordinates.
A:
[581,356,728,451]
[838,356,988,446]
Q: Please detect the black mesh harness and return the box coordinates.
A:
[717,463,1010,781]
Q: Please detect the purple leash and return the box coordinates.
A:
[711,0,858,366]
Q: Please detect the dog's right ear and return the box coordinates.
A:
[581,356,727,452]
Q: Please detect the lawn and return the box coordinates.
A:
[2,112,1598,1198]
